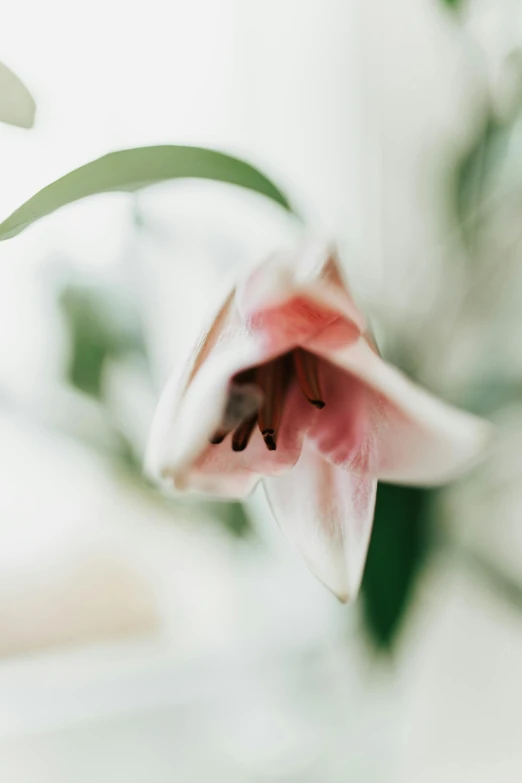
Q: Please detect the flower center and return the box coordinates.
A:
[210,349,325,452]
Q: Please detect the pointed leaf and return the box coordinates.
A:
[0,62,35,129]
[0,145,297,240]
[361,483,433,650]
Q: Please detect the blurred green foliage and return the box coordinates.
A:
[460,546,522,612]
[441,0,463,10]
[454,112,510,253]
[59,278,253,540]
[207,500,254,538]
[60,284,146,397]
[361,483,433,649]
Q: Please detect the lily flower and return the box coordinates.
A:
[146,242,490,602]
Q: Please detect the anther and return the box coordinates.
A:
[293,348,325,408]
[257,357,288,451]
[209,431,228,445]
[263,432,277,451]
[209,377,263,446]
[232,415,257,452]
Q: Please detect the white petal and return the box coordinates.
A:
[265,443,377,602]
[145,330,263,491]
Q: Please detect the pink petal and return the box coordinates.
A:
[304,356,375,473]
[265,443,377,602]
[236,241,364,351]
[306,337,492,485]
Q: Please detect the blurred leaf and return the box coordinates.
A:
[0,145,298,241]
[464,377,522,416]
[454,112,510,252]
[361,483,433,650]
[61,289,110,396]
[0,62,35,129]
[459,545,522,612]
[68,323,106,397]
[208,500,254,538]
[441,0,462,9]
[60,284,145,398]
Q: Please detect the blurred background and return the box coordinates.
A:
[1,0,522,780]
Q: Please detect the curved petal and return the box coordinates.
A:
[265,443,377,602]
[146,325,265,494]
[307,337,492,486]
[236,241,364,350]
[304,356,374,473]
[145,285,240,483]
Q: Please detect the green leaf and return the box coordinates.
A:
[207,500,254,538]
[60,284,145,398]
[0,62,35,129]
[459,545,522,612]
[361,483,433,650]
[0,145,297,241]
[463,377,522,417]
[454,112,510,252]
[441,0,463,9]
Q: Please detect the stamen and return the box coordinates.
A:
[209,431,228,445]
[293,348,325,408]
[257,356,289,451]
[223,381,264,429]
[263,432,277,451]
[232,414,257,452]
[209,378,263,446]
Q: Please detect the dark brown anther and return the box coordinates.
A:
[209,431,228,445]
[232,415,257,452]
[257,356,289,451]
[293,348,325,408]
[209,373,263,448]
[263,432,277,451]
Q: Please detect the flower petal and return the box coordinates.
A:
[265,443,377,602]
[145,286,240,482]
[236,241,364,350]
[308,337,492,485]
[146,324,265,494]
